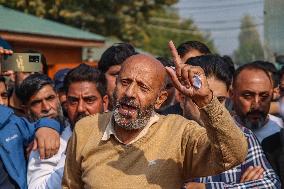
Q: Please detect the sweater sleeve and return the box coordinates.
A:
[182,97,248,178]
[35,118,62,133]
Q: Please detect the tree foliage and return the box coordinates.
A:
[144,8,214,56]
[0,0,214,55]
[234,15,264,65]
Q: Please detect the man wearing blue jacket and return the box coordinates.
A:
[0,105,61,189]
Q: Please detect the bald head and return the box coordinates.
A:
[113,54,168,131]
[120,54,167,91]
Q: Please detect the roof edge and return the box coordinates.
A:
[0,31,105,47]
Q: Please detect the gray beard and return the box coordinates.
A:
[113,103,155,131]
[29,105,66,126]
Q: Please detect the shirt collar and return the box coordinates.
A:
[101,113,159,144]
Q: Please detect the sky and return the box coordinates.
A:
[175,0,264,55]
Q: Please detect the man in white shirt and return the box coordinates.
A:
[26,64,108,189]
[16,73,69,189]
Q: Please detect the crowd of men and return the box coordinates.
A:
[0,38,283,189]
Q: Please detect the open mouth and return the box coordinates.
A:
[119,102,138,116]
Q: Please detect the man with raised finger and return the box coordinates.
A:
[62,41,248,189]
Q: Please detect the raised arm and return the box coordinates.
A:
[166,41,248,178]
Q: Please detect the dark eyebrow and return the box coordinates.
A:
[82,95,97,99]
[259,91,270,95]
[137,80,151,90]
[30,99,42,106]
[119,76,153,90]
[120,77,132,82]
[137,77,153,89]
[45,95,56,100]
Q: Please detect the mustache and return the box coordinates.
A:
[39,111,55,118]
[117,96,139,109]
[74,112,88,123]
[246,110,266,117]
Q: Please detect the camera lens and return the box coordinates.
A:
[29,55,40,63]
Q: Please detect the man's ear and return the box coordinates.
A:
[272,87,280,101]
[175,90,183,103]
[21,104,28,114]
[155,90,168,110]
[102,95,109,112]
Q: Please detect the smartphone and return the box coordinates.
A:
[1,53,42,72]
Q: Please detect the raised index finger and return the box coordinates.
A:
[168,40,183,67]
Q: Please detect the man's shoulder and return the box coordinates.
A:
[61,126,72,141]
[159,113,186,122]
[0,105,14,126]
[74,112,112,135]
[0,106,30,136]
[268,114,283,128]
[159,103,183,116]
[157,113,200,130]
[233,119,260,141]
[237,124,255,137]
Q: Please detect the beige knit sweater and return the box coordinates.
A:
[62,97,247,189]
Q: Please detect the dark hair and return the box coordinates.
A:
[17,73,54,104]
[0,76,6,84]
[98,43,137,73]
[233,62,272,88]
[22,50,48,75]
[279,66,284,82]
[156,57,174,90]
[186,55,233,90]
[156,57,174,67]
[251,61,279,88]
[0,37,12,50]
[64,64,107,97]
[222,55,235,75]
[177,41,211,58]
